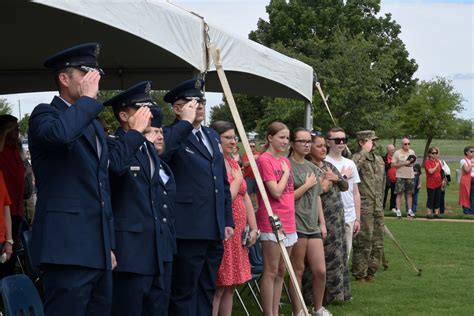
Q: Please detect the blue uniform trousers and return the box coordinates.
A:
[111,262,172,316]
[169,239,224,316]
[42,264,112,316]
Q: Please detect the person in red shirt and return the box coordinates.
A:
[0,114,25,277]
[0,171,13,263]
[383,144,397,212]
[241,140,260,204]
[424,147,443,219]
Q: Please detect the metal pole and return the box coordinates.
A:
[304,102,312,130]
[18,100,21,121]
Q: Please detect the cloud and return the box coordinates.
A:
[452,73,474,80]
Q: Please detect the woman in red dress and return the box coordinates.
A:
[211,121,258,316]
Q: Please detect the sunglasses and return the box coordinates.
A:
[294,139,313,145]
[310,130,323,137]
[250,145,256,148]
[404,143,410,145]
[430,151,438,154]
[328,137,347,144]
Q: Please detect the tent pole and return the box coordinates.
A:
[207,44,310,316]
[304,102,313,130]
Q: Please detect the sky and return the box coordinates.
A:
[2,0,473,122]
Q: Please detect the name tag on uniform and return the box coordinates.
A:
[130,166,141,171]
[185,147,195,154]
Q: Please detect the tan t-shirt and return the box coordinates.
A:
[392,149,415,179]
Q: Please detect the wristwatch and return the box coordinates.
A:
[5,239,13,245]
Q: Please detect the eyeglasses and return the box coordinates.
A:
[328,137,348,144]
[221,135,238,141]
[294,139,313,145]
[403,143,410,145]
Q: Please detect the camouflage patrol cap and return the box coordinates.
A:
[356,130,378,141]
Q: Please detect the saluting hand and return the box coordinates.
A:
[144,127,160,143]
[78,69,101,99]
[129,107,152,133]
[180,100,198,123]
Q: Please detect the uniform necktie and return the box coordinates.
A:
[196,130,211,157]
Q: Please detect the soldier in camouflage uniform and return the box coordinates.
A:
[351,130,385,281]
[302,134,351,306]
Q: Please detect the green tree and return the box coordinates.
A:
[446,118,473,140]
[246,0,417,136]
[209,103,232,124]
[0,98,12,115]
[18,113,30,136]
[400,77,464,166]
[210,94,265,133]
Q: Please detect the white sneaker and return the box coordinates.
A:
[407,209,415,218]
[395,209,402,218]
[391,208,397,214]
[313,306,333,316]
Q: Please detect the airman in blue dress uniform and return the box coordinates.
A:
[105,81,176,315]
[161,78,234,316]
[28,43,150,316]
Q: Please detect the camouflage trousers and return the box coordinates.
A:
[302,206,351,305]
[352,209,384,279]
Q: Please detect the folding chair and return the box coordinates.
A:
[0,274,44,316]
[238,239,263,313]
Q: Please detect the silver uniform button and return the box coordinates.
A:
[162,218,167,223]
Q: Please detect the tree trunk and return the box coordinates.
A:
[422,137,433,168]
[392,137,397,146]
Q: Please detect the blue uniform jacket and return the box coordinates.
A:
[28,96,144,270]
[161,120,233,240]
[108,128,176,275]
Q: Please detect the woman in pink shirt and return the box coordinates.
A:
[256,122,296,316]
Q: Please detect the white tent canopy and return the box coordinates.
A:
[0,0,313,101]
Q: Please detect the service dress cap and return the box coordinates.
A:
[356,130,379,141]
[104,81,156,110]
[163,78,205,104]
[44,43,104,75]
[150,106,163,128]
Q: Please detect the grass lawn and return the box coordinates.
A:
[233,220,474,315]
[385,161,473,220]
[375,139,472,157]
